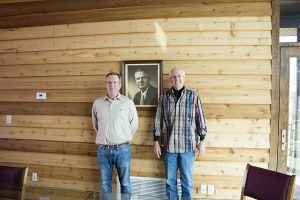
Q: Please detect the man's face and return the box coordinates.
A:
[106,75,121,98]
[170,69,185,90]
[135,71,150,91]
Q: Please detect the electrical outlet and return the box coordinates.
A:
[200,184,206,194]
[207,184,215,195]
[32,173,38,182]
[36,92,47,100]
[6,115,12,124]
[39,197,49,200]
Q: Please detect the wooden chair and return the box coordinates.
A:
[0,166,28,200]
[241,164,296,200]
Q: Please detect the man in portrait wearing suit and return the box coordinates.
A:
[133,69,158,105]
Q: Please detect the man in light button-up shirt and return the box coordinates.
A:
[92,72,138,200]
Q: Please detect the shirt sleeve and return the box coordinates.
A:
[129,100,139,135]
[91,101,98,133]
[153,94,164,141]
[195,93,207,141]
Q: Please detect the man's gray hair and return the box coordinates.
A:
[169,68,186,77]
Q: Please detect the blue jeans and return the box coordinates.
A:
[97,143,131,200]
[163,150,195,200]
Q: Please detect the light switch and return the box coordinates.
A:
[32,173,38,182]
[39,197,49,200]
[200,184,207,194]
[6,115,12,124]
[208,184,215,195]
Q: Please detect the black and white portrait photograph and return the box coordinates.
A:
[122,60,162,107]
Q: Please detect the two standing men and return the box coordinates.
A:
[92,68,207,200]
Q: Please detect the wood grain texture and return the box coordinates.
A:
[0,31,271,53]
[0,74,271,90]
[0,102,270,119]
[0,17,271,40]
[269,0,280,171]
[0,2,273,198]
[0,0,271,17]
[0,60,271,78]
[0,2,271,28]
[0,89,271,104]
[0,46,272,66]
[0,115,270,132]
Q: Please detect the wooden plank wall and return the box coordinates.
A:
[0,1,272,199]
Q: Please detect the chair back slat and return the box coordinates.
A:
[0,166,28,200]
[241,164,296,200]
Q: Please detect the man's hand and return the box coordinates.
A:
[153,141,161,158]
[196,141,205,157]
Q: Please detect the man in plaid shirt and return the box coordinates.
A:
[153,68,207,200]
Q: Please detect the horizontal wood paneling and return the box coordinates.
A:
[0,115,93,129]
[0,115,270,133]
[164,75,271,90]
[0,150,98,169]
[28,177,99,191]
[0,2,271,29]
[0,17,271,40]
[0,139,269,163]
[0,162,100,182]
[0,46,272,66]
[204,104,271,119]
[0,60,271,78]
[0,1,273,199]
[0,62,120,78]
[0,0,271,18]
[0,102,93,116]
[0,74,271,90]
[0,127,95,143]
[163,60,271,75]
[0,31,271,53]
[0,139,96,156]
[0,102,271,119]
[201,89,271,104]
[0,150,267,176]
[132,132,270,148]
[0,89,271,104]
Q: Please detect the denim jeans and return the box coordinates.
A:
[97,143,131,200]
[163,150,195,200]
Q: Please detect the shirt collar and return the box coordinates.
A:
[141,85,150,96]
[105,93,122,102]
[171,86,186,94]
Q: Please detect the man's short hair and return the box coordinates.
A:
[170,68,186,77]
[106,72,122,81]
[135,69,150,78]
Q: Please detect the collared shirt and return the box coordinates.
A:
[154,87,207,153]
[92,93,138,145]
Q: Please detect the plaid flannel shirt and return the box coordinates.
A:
[154,87,207,153]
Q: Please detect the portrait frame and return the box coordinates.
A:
[122,60,163,107]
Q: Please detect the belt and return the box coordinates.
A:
[99,142,129,149]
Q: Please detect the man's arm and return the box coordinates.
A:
[129,100,139,135]
[91,102,98,133]
[153,95,164,158]
[195,94,207,156]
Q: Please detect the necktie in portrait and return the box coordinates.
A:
[140,94,145,105]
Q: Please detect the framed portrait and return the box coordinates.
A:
[122,60,163,107]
